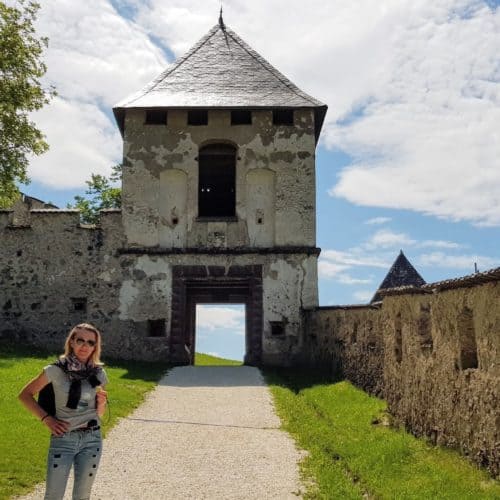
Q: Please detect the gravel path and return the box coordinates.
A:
[21,366,305,499]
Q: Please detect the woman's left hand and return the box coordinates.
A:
[96,388,107,416]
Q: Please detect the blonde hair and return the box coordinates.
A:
[62,323,103,366]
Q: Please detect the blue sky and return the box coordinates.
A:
[14,1,500,361]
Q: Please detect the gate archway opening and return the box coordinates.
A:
[195,304,246,364]
[169,265,263,366]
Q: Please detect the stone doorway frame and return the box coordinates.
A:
[170,265,263,365]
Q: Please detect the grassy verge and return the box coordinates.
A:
[194,352,242,366]
[0,344,168,500]
[265,368,500,500]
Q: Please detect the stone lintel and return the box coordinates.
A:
[118,246,321,256]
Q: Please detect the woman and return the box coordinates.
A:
[19,323,108,500]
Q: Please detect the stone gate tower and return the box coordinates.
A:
[112,18,327,365]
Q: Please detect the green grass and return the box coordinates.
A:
[0,343,169,500]
[265,368,500,500]
[194,352,242,366]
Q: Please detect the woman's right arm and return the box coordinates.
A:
[18,372,69,436]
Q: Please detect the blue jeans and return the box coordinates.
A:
[44,429,102,500]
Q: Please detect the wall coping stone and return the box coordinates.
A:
[30,209,80,213]
[377,266,500,296]
[313,304,380,311]
[422,266,500,291]
[377,285,432,297]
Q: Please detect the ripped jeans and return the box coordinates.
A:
[44,429,102,500]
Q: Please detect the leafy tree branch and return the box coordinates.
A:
[0,0,55,208]
[68,164,122,224]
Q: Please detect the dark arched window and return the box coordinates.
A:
[198,144,236,217]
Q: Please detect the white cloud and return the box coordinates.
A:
[319,247,390,283]
[363,229,416,250]
[196,306,245,335]
[25,0,500,226]
[29,97,121,188]
[37,0,166,107]
[337,274,373,285]
[418,240,463,249]
[321,249,390,268]
[417,252,499,271]
[326,2,500,227]
[318,260,350,279]
[361,229,463,251]
[353,290,373,302]
[320,228,497,292]
[28,0,166,188]
[318,259,374,284]
[364,217,392,225]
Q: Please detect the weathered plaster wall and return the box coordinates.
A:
[117,251,317,365]
[303,280,500,476]
[110,106,319,365]
[122,108,316,248]
[0,207,317,364]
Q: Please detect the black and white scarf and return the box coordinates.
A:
[56,354,102,409]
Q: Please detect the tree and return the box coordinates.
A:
[68,164,122,224]
[0,1,55,208]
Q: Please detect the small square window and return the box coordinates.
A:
[231,110,252,125]
[148,319,166,337]
[71,298,87,312]
[145,110,167,125]
[270,321,285,336]
[273,109,294,126]
[188,110,208,126]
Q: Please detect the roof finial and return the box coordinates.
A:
[219,5,225,29]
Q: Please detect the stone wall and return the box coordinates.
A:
[0,208,128,358]
[303,274,500,476]
[0,207,317,365]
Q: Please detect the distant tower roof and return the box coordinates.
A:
[113,21,327,140]
[371,250,426,303]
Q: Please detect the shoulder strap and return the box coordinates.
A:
[38,383,56,416]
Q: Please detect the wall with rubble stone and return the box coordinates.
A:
[0,209,130,358]
[303,279,500,476]
[0,206,317,364]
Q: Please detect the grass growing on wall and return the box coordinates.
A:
[0,344,168,500]
[265,368,500,500]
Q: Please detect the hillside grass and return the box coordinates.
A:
[265,368,500,499]
[0,343,169,500]
[194,352,242,365]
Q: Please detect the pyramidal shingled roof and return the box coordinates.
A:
[113,21,327,139]
[371,251,426,303]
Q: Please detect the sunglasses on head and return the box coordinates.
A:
[74,337,96,347]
